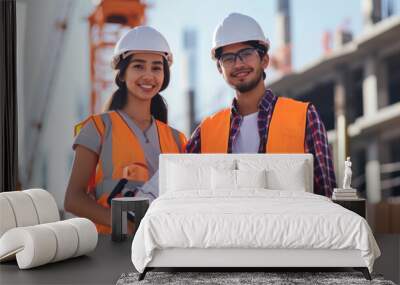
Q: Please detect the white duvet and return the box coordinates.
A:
[131,190,380,273]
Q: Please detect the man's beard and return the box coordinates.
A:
[232,68,264,93]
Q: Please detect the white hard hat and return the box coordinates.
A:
[112,26,173,69]
[211,13,270,60]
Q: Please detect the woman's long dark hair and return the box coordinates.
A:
[105,54,170,123]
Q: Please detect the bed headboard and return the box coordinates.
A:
[159,154,314,196]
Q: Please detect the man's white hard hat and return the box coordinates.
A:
[112,26,173,69]
[211,13,270,60]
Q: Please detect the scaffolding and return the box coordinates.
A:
[88,0,146,114]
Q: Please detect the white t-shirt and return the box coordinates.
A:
[232,112,260,153]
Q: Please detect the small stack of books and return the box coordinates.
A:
[332,188,358,200]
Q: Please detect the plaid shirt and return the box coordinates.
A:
[185,89,336,197]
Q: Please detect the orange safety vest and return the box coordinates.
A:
[74,111,187,234]
[200,97,309,153]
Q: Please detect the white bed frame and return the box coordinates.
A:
[148,248,365,268]
[140,154,371,280]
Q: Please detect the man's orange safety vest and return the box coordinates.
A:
[200,97,309,153]
[74,111,186,234]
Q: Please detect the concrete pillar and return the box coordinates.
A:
[377,57,389,109]
[363,55,379,117]
[275,0,291,73]
[182,29,198,134]
[362,0,382,29]
[378,139,391,199]
[366,140,381,203]
[334,70,349,186]
[276,0,291,46]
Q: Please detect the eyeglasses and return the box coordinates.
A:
[218,47,259,68]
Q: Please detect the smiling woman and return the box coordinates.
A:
[107,52,169,125]
[64,26,187,234]
[124,55,165,100]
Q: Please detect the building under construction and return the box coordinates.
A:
[269,0,400,233]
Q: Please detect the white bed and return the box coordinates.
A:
[131,154,380,280]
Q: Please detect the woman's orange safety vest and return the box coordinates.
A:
[200,97,309,153]
[74,111,186,233]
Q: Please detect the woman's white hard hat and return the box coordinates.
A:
[211,13,270,60]
[112,26,173,69]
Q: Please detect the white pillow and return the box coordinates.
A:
[238,159,308,191]
[236,169,267,189]
[167,160,236,192]
[211,168,236,190]
[211,169,267,190]
[168,162,210,191]
[266,164,307,191]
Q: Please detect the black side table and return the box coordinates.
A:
[111,197,149,242]
[332,198,366,218]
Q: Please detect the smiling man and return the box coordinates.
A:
[185,13,336,197]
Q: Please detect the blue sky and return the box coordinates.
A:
[144,0,392,132]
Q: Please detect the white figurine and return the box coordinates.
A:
[343,157,352,189]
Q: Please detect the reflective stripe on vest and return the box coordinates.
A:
[200,97,309,153]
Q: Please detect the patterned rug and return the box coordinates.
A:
[117,271,396,285]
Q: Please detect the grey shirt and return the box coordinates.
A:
[118,110,160,178]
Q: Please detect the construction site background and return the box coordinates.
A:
[14,0,400,236]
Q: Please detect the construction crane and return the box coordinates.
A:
[88,0,146,114]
